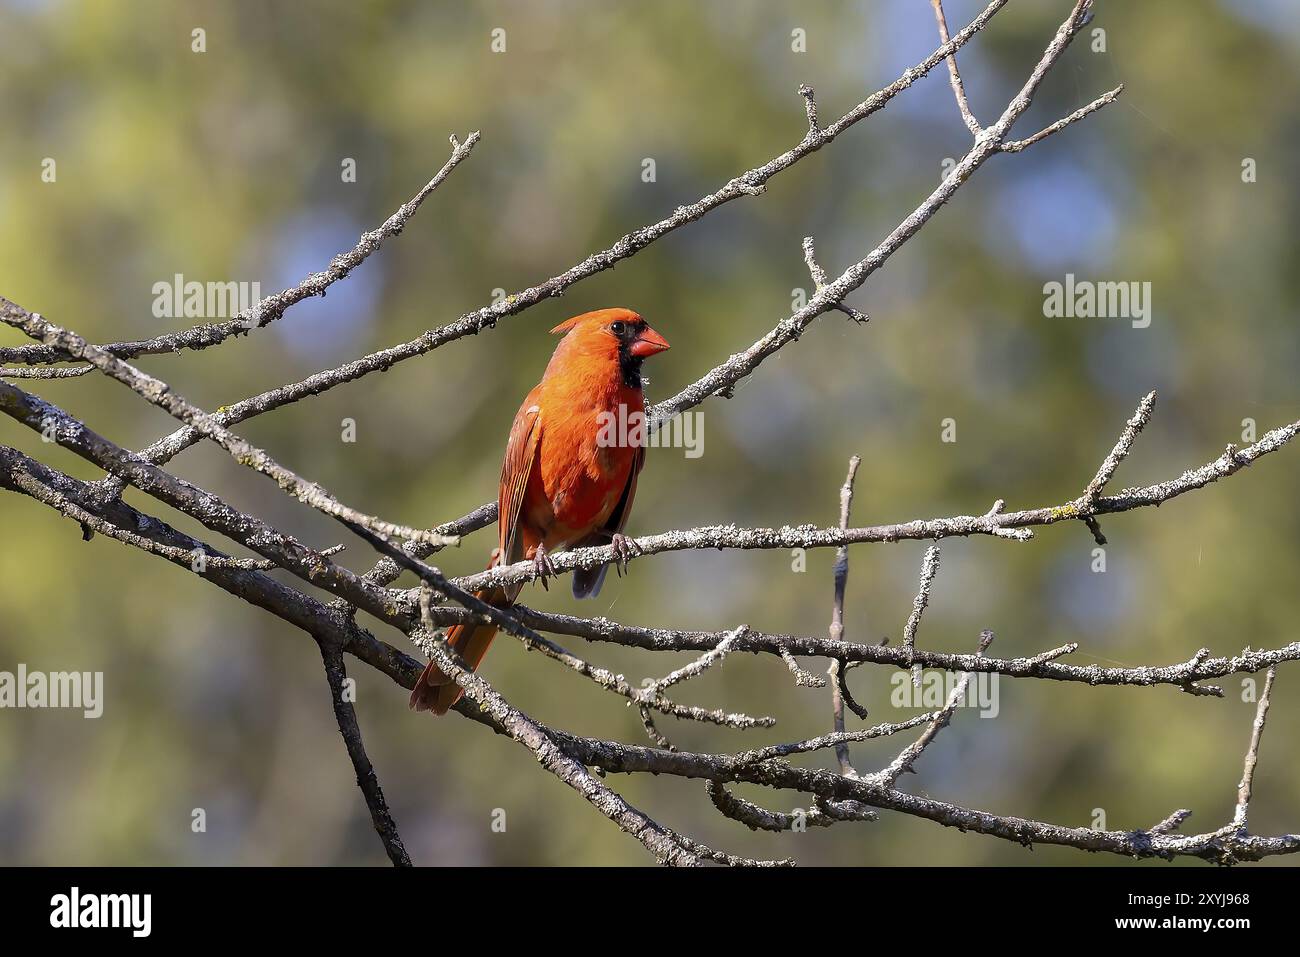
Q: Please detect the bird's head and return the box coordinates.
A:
[549,308,670,387]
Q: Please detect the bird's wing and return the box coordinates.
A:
[498,398,543,566]
[571,444,644,599]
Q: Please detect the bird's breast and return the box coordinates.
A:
[528,385,644,547]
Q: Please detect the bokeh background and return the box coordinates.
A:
[1,0,1297,866]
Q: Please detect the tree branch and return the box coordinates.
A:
[0,132,481,366]
[320,645,412,866]
[69,0,1009,525]
[438,400,1298,596]
[1,299,458,548]
[471,603,1300,694]
[827,456,862,775]
[872,630,995,787]
[931,0,983,134]
[412,586,702,866]
[1233,666,1276,830]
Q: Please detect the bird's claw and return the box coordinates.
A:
[610,533,641,576]
[531,545,557,590]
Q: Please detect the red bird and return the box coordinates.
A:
[410,308,671,715]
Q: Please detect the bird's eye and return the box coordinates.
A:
[609,321,627,336]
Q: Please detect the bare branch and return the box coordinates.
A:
[320,645,411,866]
[1077,392,1156,544]
[489,603,1298,694]
[1234,665,1277,830]
[350,506,775,731]
[646,626,746,696]
[89,0,1008,487]
[637,707,676,751]
[734,712,942,765]
[648,0,1116,426]
[797,83,819,135]
[1084,390,1157,503]
[0,444,416,677]
[661,827,794,868]
[827,455,862,775]
[931,0,982,134]
[1149,808,1194,836]
[828,662,861,772]
[544,724,1300,865]
[1,300,457,548]
[707,781,874,831]
[802,235,829,288]
[1001,85,1125,153]
[412,586,701,866]
[1024,642,1079,666]
[0,445,342,570]
[802,237,868,323]
[831,659,871,721]
[874,630,995,787]
[779,643,826,689]
[0,444,424,866]
[0,132,482,366]
[0,380,427,637]
[903,545,942,687]
[2,364,94,378]
[445,408,1300,595]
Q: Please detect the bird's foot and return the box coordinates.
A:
[530,544,557,590]
[610,533,641,576]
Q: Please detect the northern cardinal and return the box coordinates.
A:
[410,308,671,715]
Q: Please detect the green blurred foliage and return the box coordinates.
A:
[0,0,1297,865]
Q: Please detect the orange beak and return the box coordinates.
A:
[629,325,671,358]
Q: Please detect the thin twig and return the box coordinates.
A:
[1001,86,1125,153]
[2,364,94,378]
[320,644,412,866]
[931,0,982,134]
[1233,665,1277,830]
[1149,809,1193,836]
[904,545,942,688]
[735,712,942,765]
[779,643,826,688]
[0,450,345,570]
[872,630,995,787]
[828,456,862,775]
[646,626,746,695]
[0,133,482,366]
[1084,391,1157,504]
[803,237,868,323]
[707,780,874,831]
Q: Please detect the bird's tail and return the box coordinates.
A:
[409,559,519,716]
